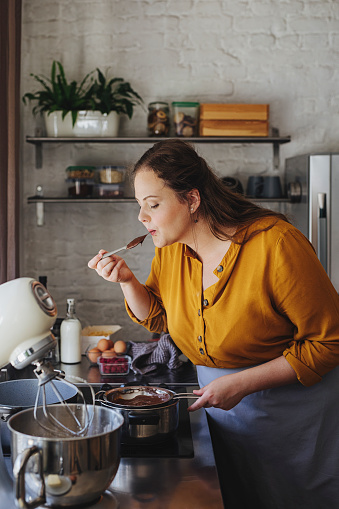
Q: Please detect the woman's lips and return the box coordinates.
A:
[148,229,156,236]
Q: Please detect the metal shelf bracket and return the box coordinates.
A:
[35,185,44,226]
[271,128,281,171]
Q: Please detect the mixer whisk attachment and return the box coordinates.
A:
[32,361,95,437]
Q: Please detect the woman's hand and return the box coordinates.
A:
[187,356,298,412]
[88,250,151,320]
[187,374,246,412]
[88,250,134,284]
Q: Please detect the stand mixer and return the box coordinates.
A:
[0,277,113,509]
[0,277,94,436]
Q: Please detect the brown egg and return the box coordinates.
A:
[114,340,127,354]
[107,339,114,349]
[97,338,110,352]
[87,347,101,363]
[102,350,116,358]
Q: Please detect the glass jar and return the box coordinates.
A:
[172,102,200,137]
[147,102,170,136]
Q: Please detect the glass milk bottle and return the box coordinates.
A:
[60,298,82,364]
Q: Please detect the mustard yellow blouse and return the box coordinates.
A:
[126,218,339,386]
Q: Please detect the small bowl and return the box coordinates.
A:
[97,355,131,376]
[81,325,121,354]
[85,346,102,366]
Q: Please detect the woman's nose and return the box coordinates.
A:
[138,207,149,223]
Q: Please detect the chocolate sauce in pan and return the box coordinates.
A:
[111,388,171,407]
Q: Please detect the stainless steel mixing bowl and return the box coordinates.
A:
[8,404,124,508]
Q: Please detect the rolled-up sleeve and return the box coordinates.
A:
[275,229,339,386]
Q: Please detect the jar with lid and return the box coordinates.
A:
[60,299,82,364]
[172,102,200,137]
[147,102,170,136]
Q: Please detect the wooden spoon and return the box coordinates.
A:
[101,233,150,259]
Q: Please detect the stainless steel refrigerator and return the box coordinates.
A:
[285,154,339,292]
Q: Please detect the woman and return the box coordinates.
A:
[88,139,339,508]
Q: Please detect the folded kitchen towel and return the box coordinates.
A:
[129,334,183,374]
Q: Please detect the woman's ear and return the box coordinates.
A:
[187,189,201,212]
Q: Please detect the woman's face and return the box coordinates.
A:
[134,169,194,248]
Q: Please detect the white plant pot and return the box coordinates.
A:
[44,110,120,137]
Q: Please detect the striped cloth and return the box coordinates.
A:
[129,334,183,374]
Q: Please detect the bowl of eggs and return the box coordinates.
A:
[81,325,121,354]
[86,338,131,376]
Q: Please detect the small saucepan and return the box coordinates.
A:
[97,385,199,444]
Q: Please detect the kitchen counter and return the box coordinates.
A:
[5,355,199,387]
[2,359,225,508]
[112,393,224,509]
[2,389,224,508]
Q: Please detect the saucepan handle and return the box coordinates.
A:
[13,445,46,509]
[174,393,200,400]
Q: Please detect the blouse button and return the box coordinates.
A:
[199,348,204,355]
[217,265,223,272]
[203,299,209,306]
[198,309,201,316]
[198,335,202,342]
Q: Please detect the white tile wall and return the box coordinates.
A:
[20,0,339,338]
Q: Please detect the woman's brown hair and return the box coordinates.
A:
[132,139,289,243]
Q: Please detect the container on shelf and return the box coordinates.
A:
[172,102,200,137]
[67,178,94,197]
[65,166,96,179]
[147,102,170,136]
[96,165,126,184]
[93,183,125,198]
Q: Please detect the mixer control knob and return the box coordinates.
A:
[31,280,57,317]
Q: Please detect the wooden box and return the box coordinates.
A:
[199,103,269,121]
[199,103,269,137]
[199,120,269,137]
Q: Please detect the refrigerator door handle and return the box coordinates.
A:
[317,192,327,272]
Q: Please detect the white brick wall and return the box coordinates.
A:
[20,0,339,339]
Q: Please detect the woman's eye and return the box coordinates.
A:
[150,204,159,209]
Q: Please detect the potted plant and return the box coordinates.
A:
[23,61,143,137]
[93,68,143,119]
[87,67,144,137]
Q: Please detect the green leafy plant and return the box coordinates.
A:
[93,68,144,118]
[22,61,144,126]
[22,61,96,126]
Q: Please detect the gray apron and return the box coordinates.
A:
[197,364,339,509]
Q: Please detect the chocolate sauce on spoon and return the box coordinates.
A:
[101,233,149,259]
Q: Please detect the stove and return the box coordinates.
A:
[1,385,224,508]
[120,397,194,459]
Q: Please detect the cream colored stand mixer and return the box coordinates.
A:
[0,277,105,508]
[0,277,93,437]
[0,276,61,509]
